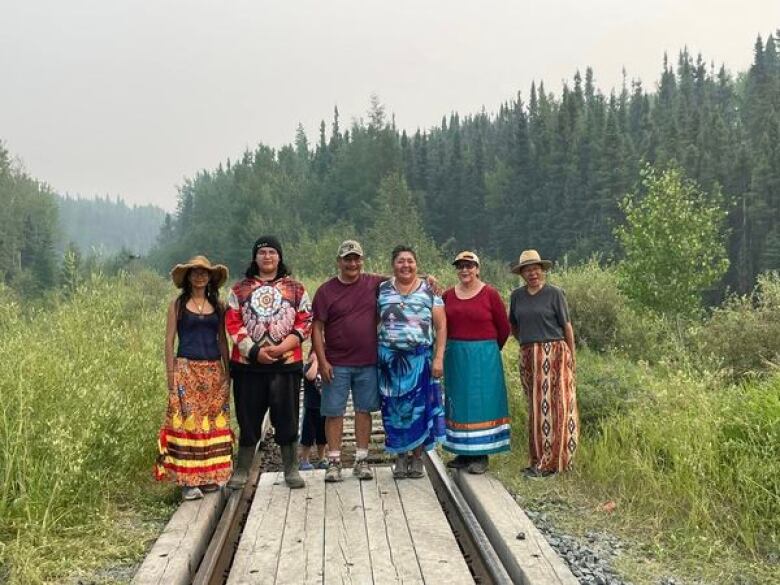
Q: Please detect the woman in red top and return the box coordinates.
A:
[442,251,511,474]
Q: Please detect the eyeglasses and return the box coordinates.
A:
[455,262,477,270]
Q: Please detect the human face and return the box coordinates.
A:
[519,263,545,288]
[188,267,210,289]
[255,247,280,277]
[338,253,363,282]
[393,251,417,281]
[455,261,479,285]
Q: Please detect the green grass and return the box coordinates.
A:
[491,344,780,584]
[0,272,178,584]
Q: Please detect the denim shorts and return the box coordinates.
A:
[320,365,380,416]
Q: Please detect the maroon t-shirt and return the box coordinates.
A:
[312,273,385,366]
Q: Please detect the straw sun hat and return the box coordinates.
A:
[170,255,229,289]
[510,249,553,274]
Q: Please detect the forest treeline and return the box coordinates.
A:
[57,195,165,256]
[0,144,58,294]
[0,143,165,294]
[151,32,780,294]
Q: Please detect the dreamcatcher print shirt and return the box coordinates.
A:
[226,276,312,371]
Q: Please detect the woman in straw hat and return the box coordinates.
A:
[155,256,233,500]
[509,250,578,477]
[442,251,512,474]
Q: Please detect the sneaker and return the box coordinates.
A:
[315,459,329,470]
[407,456,425,479]
[466,456,488,475]
[181,486,204,501]
[392,454,408,479]
[446,455,470,469]
[324,460,343,483]
[299,460,315,471]
[522,466,555,479]
[353,458,373,481]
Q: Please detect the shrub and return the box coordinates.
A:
[696,272,780,378]
[553,260,680,363]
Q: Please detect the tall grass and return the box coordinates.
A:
[494,346,780,581]
[0,271,175,584]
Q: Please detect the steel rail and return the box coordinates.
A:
[424,451,515,585]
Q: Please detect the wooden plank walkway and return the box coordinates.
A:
[228,466,473,585]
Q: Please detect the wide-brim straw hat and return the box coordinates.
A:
[510,249,552,274]
[170,255,229,288]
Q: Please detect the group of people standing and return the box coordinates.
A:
[154,237,579,500]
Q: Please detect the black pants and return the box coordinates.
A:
[300,407,327,447]
[231,369,301,447]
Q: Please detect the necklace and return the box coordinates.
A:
[192,297,206,315]
[395,278,418,309]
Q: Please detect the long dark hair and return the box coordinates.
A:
[176,269,222,320]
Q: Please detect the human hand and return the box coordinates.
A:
[256,347,277,364]
[265,344,285,359]
[425,275,443,296]
[320,359,334,384]
[432,357,444,379]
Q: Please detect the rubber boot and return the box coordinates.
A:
[281,443,305,489]
[228,445,254,489]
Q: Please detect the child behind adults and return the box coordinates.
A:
[300,351,328,470]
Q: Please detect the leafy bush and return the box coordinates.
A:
[552,260,681,362]
[696,272,780,378]
[615,164,729,317]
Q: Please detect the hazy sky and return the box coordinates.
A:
[2,1,778,210]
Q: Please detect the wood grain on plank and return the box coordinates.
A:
[275,469,327,585]
[323,470,372,584]
[228,472,290,585]
[133,490,226,585]
[396,469,473,584]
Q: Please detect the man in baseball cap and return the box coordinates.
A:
[311,240,383,483]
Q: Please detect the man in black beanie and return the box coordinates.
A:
[225,236,312,489]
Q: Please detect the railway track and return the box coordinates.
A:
[133,408,577,585]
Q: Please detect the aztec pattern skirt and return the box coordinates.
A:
[520,340,578,472]
[378,344,446,454]
[155,358,233,487]
[443,339,511,456]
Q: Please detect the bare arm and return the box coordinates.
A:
[218,304,230,373]
[312,320,333,383]
[564,322,575,365]
[164,300,178,391]
[431,305,447,378]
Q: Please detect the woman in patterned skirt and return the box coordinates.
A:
[377,245,447,479]
[442,251,511,474]
[156,256,233,500]
[509,250,578,477]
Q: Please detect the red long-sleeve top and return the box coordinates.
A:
[442,285,511,349]
[225,276,312,372]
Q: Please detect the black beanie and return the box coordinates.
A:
[252,236,283,260]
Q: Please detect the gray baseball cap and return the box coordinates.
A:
[337,240,364,257]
